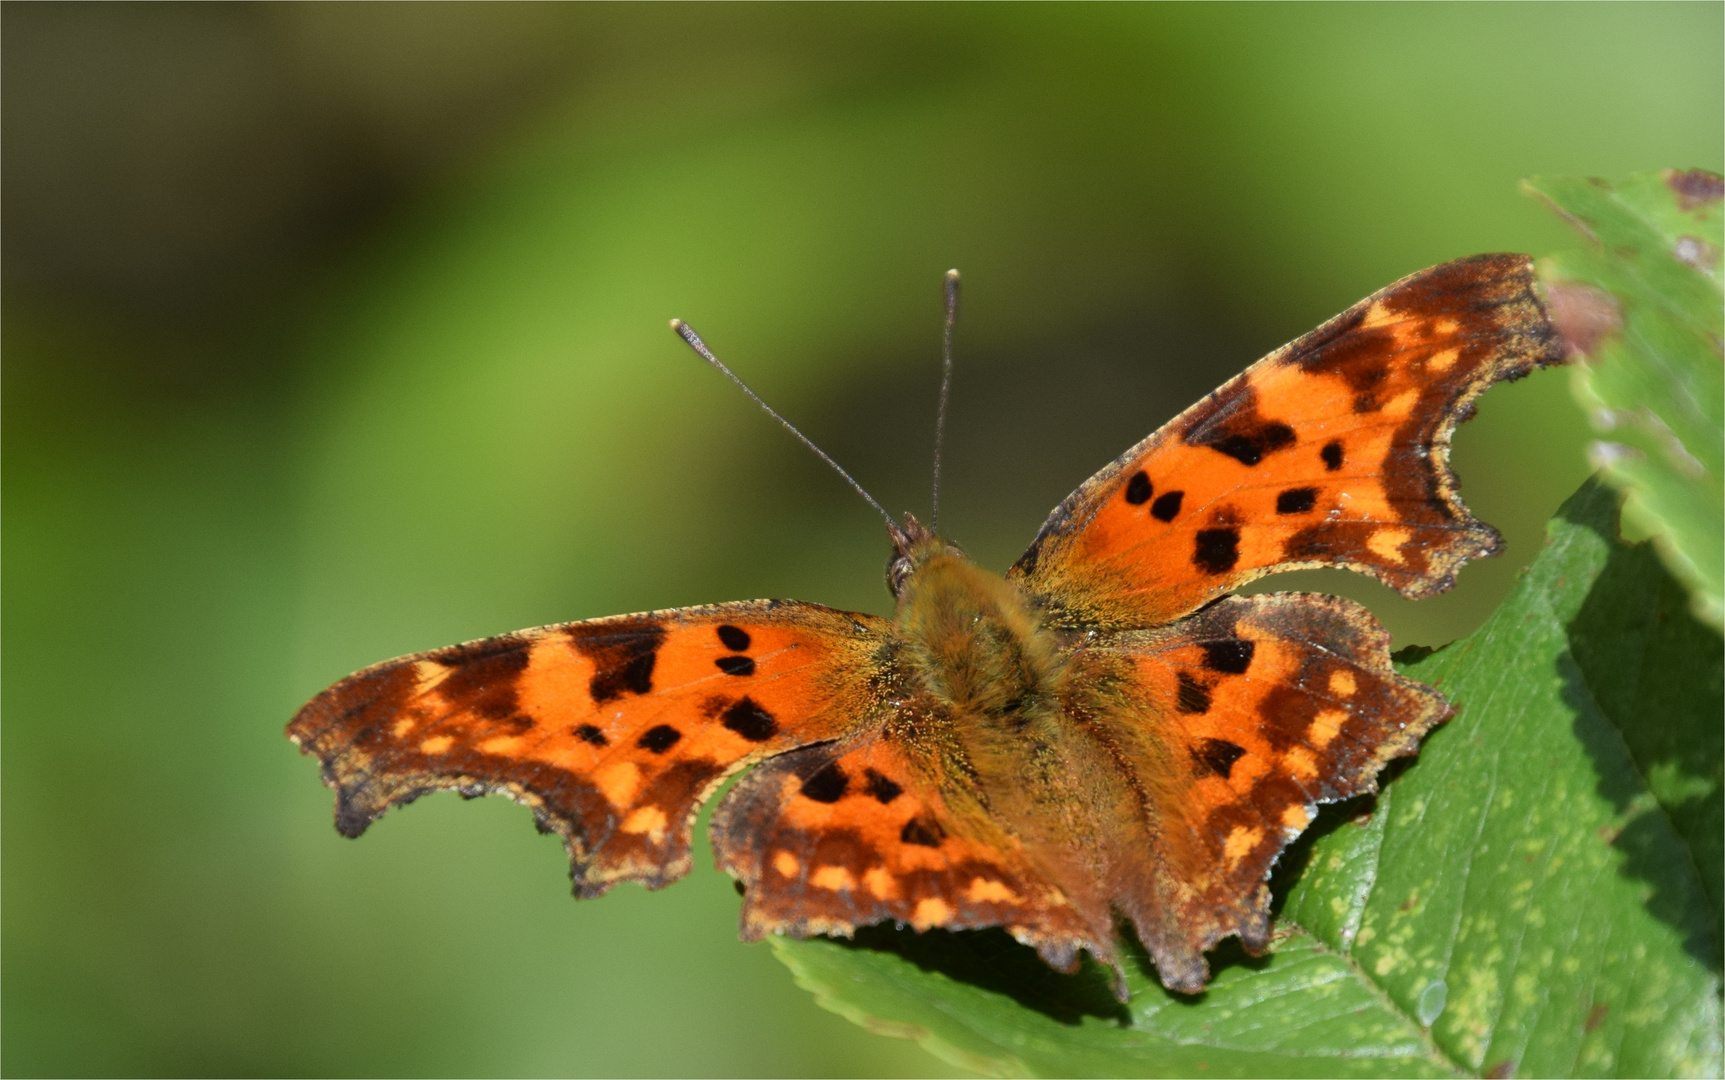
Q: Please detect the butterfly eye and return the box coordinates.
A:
[885,555,915,597]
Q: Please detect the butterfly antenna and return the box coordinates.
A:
[670,319,895,529]
[930,268,960,532]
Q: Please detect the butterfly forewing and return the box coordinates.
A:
[288,600,888,895]
[1011,254,1565,629]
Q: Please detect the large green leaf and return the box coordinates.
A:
[774,479,1723,1077]
[1523,170,1725,630]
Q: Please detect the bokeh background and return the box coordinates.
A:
[4,4,1721,1076]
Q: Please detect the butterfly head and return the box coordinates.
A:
[885,512,965,597]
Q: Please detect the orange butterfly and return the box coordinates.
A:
[288,254,1562,996]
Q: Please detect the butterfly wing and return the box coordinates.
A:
[711,734,1106,978]
[287,601,888,896]
[1011,254,1565,629]
[1070,592,1447,992]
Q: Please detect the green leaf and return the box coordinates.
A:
[1523,170,1725,631]
[774,479,1722,1078]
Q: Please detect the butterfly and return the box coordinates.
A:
[287,254,1563,997]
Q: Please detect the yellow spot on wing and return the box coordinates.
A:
[1285,745,1319,780]
[1367,527,1412,564]
[621,805,667,840]
[811,866,855,891]
[1360,301,1396,329]
[1329,670,1358,697]
[595,761,641,806]
[1310,709,1348,748]
[1224,825,1264,869]
[479,735,521,755]
[418,735,453,755]
[773,851,800,878]
[1282,803,1314,832]
[966,878,1018,903]
[392,717,416,738]
[1427,346,1460,372]
[413,660,447,691]
[864,866,899,899]
[912,897,953,928]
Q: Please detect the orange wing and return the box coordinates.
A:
[1010,254,1565,629]
[287,601,887,896]
[1074,592,1447,992]
[711,736,1105,979]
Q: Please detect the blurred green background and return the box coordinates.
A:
[3,4,1720,1076]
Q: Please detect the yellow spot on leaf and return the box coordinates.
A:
[773,851,800,878]
[1367,527,1412,564]
[418,735,453,755]
[1223,825,1263,869]
[864,866,898,899]
[1311,709,1348,748]
[1329,670,1357,697]
[595,760,641,806]
[811,866,855,891]
[912,897,953,927]
[966,878,1018,903]
[621,805,667,840]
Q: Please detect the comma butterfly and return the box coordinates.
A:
[287,254,1563,996]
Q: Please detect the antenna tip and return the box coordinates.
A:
[944,268,960,282]
[668,318,685,331]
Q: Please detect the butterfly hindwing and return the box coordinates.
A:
[1082,592,1446,989]
[1012,254,1565,629]
[711,736,1103,976]
[288,601,888,895]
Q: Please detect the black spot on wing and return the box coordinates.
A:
[1192,737,1246,779]
[1124,471,1153,505]
[573,723,609,747]
[1193,528,1240,574]
[1151,491,1183,522]
[1176,672,1211,714]
[1180,384,1296,466]
[1321,440,1344,471]
[428,636,530,720]
[1201,639,1255,674]
[1205,425,1296,466]
[715,655,756,676]
[637,725,682,754]
[800,761,848,803]
[1349,365,1390,413]
[721,696,778,741]
[900,816,945,847]
[863,768,903,804]
[716,624,751,651]
[1276,487,1319,514]
[572,619,666,703]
